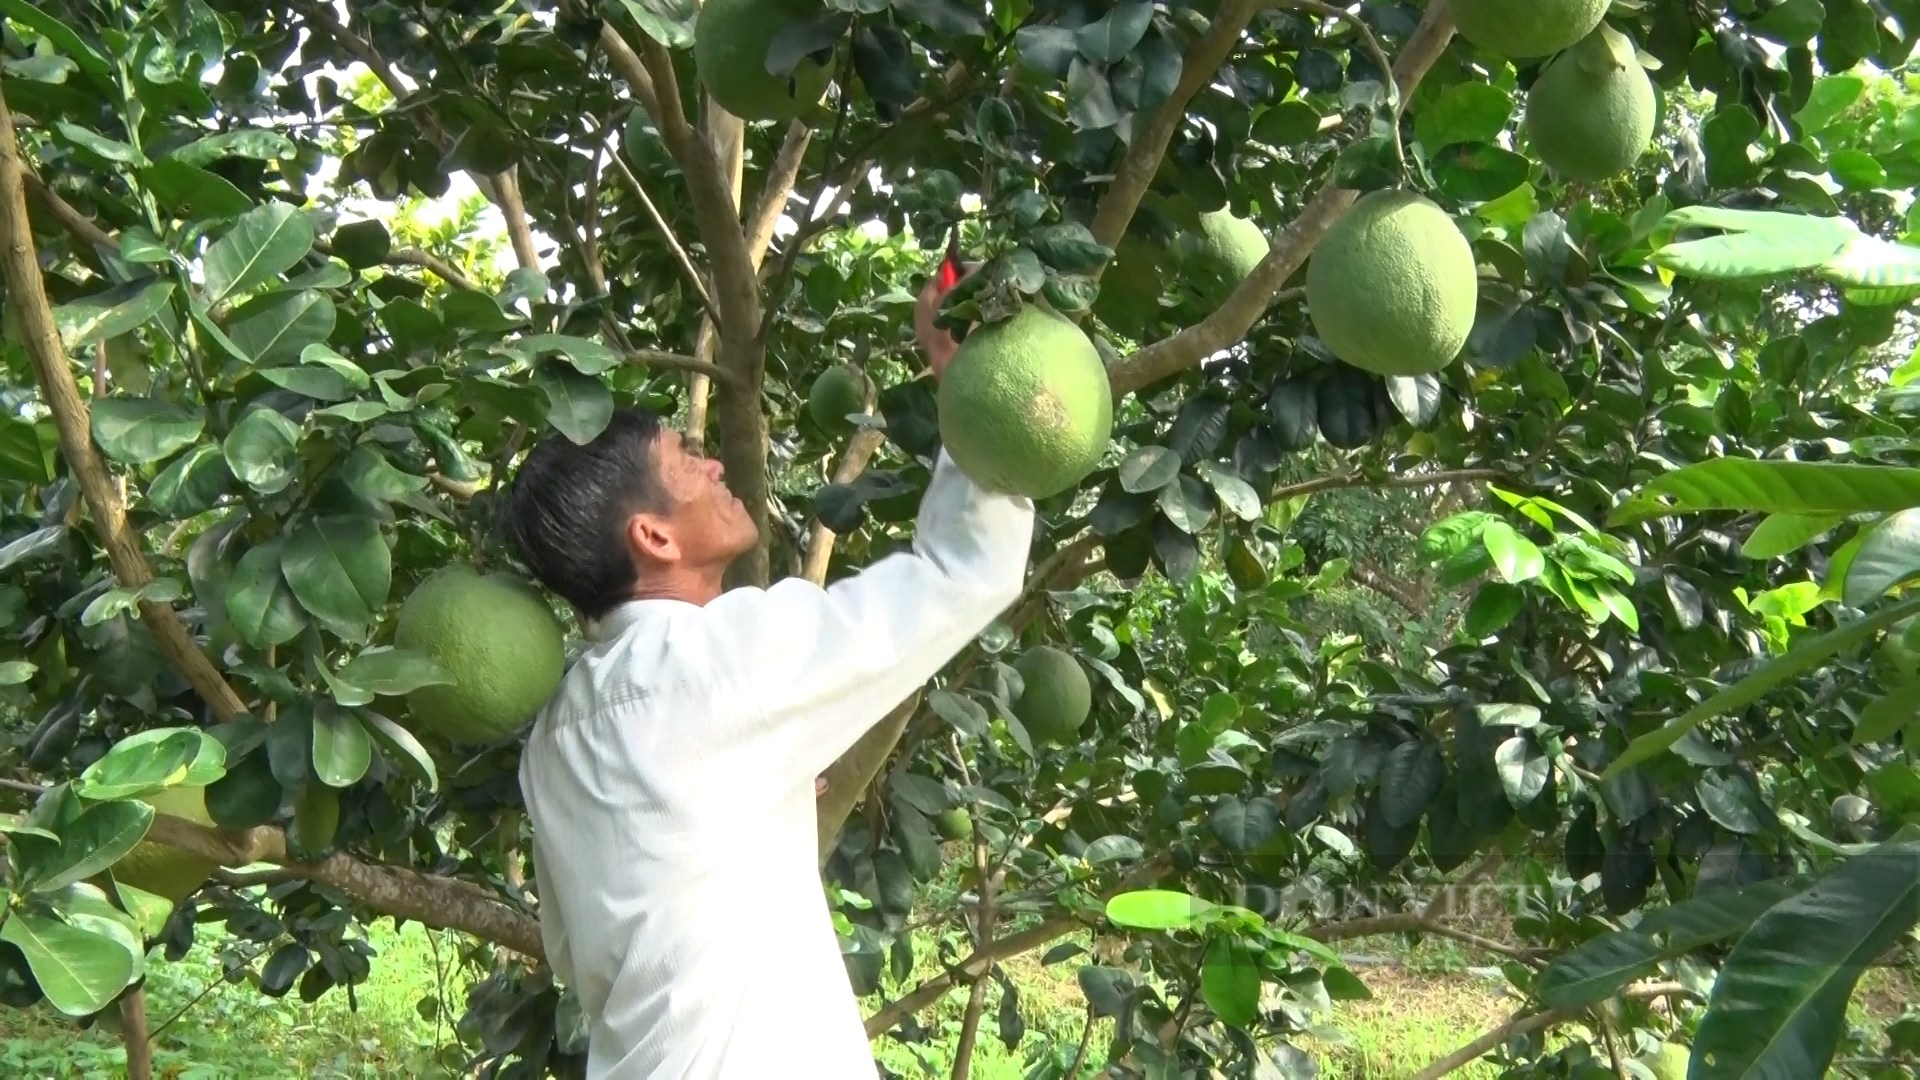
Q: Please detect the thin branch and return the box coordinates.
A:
[604,124,719,324]
[627,348,734,384]
[744,121,813,269]
[1304,912,1539,965]
[120,986,152,1080]
[476,167,541,271]
[0,86,248,723]
[1107,1,1459,396]
[864,857,1170,1038]
[1349,564,1422,614]
[803,427,887,584]
[1088,0,1262,251]
[1409,983,1696,1080]
[21,172,113,250]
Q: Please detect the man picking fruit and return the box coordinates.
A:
[502,255,1031,1078]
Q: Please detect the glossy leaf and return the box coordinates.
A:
[201,201,316,303]
[1691,841,1920,1078]
[1612,460,1920,526]
[280,517,391,637]
[0,909,138,1017]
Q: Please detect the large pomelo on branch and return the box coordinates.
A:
[115,785,220,903]
[693,0,832,123]
[1011,645,1091,746]
[936,302,1113,500]
[393,565,567,744]
[1524,27,1659,182]
[1305,189,1478,378]
[1449,0,1610,59]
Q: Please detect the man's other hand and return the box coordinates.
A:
[816,775,827,798]
[914,267,970,380]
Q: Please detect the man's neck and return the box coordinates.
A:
[629,565,727,608]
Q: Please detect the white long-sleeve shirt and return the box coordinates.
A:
[518,449,1036,1079]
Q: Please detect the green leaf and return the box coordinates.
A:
[0,0,111,83]
[90,399,204,464]
[1606,595,1920,777]
[54,120,142,164]
[1119,446,1179,493]
[168,128,296,168]
[1253,100,1324,146]
[309,704,372,788]
[1415,81,1513,152]
[1482,521,1545,583]
[32,799,153,893]
[1755,0,1826,44]
[536,362,615,444]
[1197,462,1259,521]
[257,363,356,402]
[1697,772,1771,834]
[1464,581,1526,637]
[1105,889,1214,930]
[1200,935,1261,1029]
[341,448,427,503]
[148,444,234,519]
[224,539,307,648]
[513,334,620,375]
[0,909,138,1017]
[1066,56,1120,130]
[0,659,34,684]
[1853,693,1919,745]
[1495,736,1549,808]
[929,688,989,738]
[73,727,219,800]
[225,290,335,365]
[358,710,439,792]
[299,344,371,390]
[201,201,316,304]
[1743,512,1848,558]
[1074,0,1152,64]
[618,0,698,49]
[335,647,454,698]
[280,517,390,638]
[1692,841,1920,1079]
[1534,930,1663,1010]
[222,406,301,494]
[1612,460,1920,526]
[1028,222,1113,274]
[1378,739,1445,828]
[1208,797,1281,852]
[53,280,175,350]
[1843,509,1920,607]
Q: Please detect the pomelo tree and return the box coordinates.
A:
[2,1,1920,1077]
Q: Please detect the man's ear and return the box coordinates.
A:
[624,512,679,565]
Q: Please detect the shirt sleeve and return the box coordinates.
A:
[695,449,1036,779]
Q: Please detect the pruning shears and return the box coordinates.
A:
[936,224,965,294]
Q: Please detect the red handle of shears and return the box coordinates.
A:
[936,225,964,293]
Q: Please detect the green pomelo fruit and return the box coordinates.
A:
[693,0,832,123]
[1092,234,1165,339]
[1187,209,1270,303]
[394,565,567,744]
[1450,0,1610,59]
[1012,645,1092,745]
[1524,30,1659,182]
[1305,189,1479,378]
[808,364,870,433]
[116,785,219,902]
[934,806,972,842]
[936,303,1114,500]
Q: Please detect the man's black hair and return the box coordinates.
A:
[500,408,673,622]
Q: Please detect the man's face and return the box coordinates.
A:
[650,429,758,567]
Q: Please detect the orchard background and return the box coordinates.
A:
[2,0,1920,1077]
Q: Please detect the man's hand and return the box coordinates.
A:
[914,265,973,380]
[816,775,827,798]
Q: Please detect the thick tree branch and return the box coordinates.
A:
[628,348,734,384]
[143,813,544,957]
[475,167,541,271]
[1088,0,1261,251]
[816,694,919,862]
[0,88,248,724]
[1350,565,1422,613]
[1107,1,1458,397]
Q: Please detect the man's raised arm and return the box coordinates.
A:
[697,446,1035,779]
